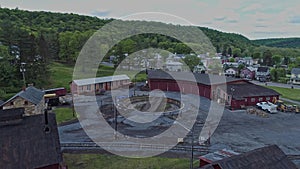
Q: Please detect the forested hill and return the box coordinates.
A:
[253,38,300,48]
[0,7,256,56]
[1,7,300,99]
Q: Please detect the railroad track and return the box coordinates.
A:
[60,142,209,153]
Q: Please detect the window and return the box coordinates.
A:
[251,98,255,102]
[258,98,263,101]
[266,97,270,101]
[10,102,14,106]
[87,85,91,90]
[24,101,28,105]
[81,86,84,91]
[245,98,248,102]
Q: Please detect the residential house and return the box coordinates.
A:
[256,67,270,81]
[240,67,257,79]
[225,67,238,77]
[0,86,45,116]
[165,60,184,72]
[290,68,300,85]
[238,57,254,66]
[199,145,297,169]
[0,108,65,169]
[71,75,131,95]
[194,65,207,74]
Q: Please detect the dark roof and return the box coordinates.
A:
[201,145,298,169]
[0,108,24,123]
[219,83,280,100]
[291,68,300,75]
[1,86,44,106]
[257,67,269,72]
[0,109,62,169]
[147,69,243,86]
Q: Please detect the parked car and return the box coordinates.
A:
[256,102,278,113]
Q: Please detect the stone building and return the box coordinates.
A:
[0,86,45,116]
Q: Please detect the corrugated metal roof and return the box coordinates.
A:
[73,75,130,86]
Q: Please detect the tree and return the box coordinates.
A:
[272,55,282,66]
[232,48,242,58]
[183,54,200,70]
[252,52,261,59]
[263,50,272,66]
[229,57,235,62]
[227,47,232,57]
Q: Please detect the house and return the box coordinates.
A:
[238,57,254,66]
[216,83,280,109]
[71,75,131,95]
[199,149,240,167]
[165,60,183,72]
[0,108,65,169]
[256,67,270,81]
[194,65,207,74]
[240,67,257,79]
[0,86,45,116]
[225,67,238,77]
[290,68,300,85]
[223,62,239,68]
[199,145,297,169]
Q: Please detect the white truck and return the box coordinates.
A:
[256,102,278,113]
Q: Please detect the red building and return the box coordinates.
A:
[147,70,280,109]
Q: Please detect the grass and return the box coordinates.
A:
[54,107,77,124]
[49,62,74,91]
[63,154,194,169]
[265,86,300,102]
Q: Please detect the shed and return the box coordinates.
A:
[0,86,45,116]
[71,75,131,95]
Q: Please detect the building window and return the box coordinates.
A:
[24,101,28,105]
[258,98,263,101]
[99,83,103,88]
[81,86,84,91]
[87,85,91,90]
[10,102,14,106]
[251,98,255,102]
[245,98,248,102]
[266,97,270,101]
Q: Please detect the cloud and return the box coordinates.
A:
[214,17,226,21]
[226,20,238,23]
[91,10,110,17]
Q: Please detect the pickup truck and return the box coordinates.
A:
[256,102,278,113]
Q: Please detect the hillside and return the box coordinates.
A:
[253,38,300,48]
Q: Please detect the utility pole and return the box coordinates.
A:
[20,62,26,87]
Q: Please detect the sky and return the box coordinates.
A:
[1,0,300,39]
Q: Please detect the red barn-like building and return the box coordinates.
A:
[147,70,280,109]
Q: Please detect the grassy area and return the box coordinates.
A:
[265,86,300,102]
[54,107,77,124]
[49,62,74,91]
[63,154,194,169]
